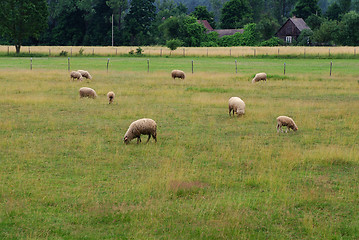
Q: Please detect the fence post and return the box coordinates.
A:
[284,63,286,75]
[192,60,194,74]
[304,48,306,58]
[30,58,32,70]
[183,48,185,57]
[49,48,51,56]
[207,48,208,57]
[277,48,280,57]
[354,48,356,56]
[93,48,94,55]
[107,58,110,73]
[160,48,162,57]
[254,49,256,57]
[28,47,31,55]
[329,48,331,57]
[235,60,237,74]
[330,61,332,76]
[71,48,72,57]
[147,59,149,73]
[116,48,118,55]
[7,46,9,55]
[68,57,70,72]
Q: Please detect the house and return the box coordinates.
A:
[197,20,213,31]
[212,29,244,37]
[275,17,311,43]
[197,20,244,37]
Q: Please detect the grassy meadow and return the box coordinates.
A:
[0,56,359,239]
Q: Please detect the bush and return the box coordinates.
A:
[200,41,218,47]
[296,29,314,46]
[166,39,184,51]
[136,47,143,55]
[59,50,68,56]
[79,47,84,56]
[260,37,283,46]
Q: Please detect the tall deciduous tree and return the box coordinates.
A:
[191,6,216,29]
[220,0,253,29]
[292,0,321,20]
[336,11,359,45]
[124,0,156,45]
[106,0,128,31]
[0,0,48,53]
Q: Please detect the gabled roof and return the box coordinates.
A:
[290,17,311,31]
[275,17,311,37]
[197,20,214,31]
[212,29,244,38]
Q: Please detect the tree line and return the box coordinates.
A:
[0,0,358,54]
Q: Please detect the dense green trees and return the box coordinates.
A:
[220,0,252,28]
[0,0,358,51]
[191,6,216,28]
[292,0,321,19]
[0,0,48,53]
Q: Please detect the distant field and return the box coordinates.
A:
[1,45,359,57]
[0,57,359,239]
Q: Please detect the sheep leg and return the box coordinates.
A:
[146,135,151,143]
[137,137,141,144]
[153,134,157,143]
[276,123,280,133]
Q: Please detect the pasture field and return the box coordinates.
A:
[0,56,359,239]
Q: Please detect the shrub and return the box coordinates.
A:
[136,47,143,55]
[59,50,68,56]
[166,39,184,51]
[260,37,283,46]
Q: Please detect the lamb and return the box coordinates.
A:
[77,70,92,79]
[276,116,298,133]
[171,70,186,80]
[124,118,157,144]
[107,91,115,104]
[79,87,97,99]
[252,72,267,83]
[70,71,83,81]
[228,97,245,116]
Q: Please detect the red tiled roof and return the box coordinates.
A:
[197,20,214,31]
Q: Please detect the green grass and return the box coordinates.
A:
[0,57,359,239]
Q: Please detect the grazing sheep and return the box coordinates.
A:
[107,91,115,104]
[78,70,92,79]
[171,70,186,80]
[124,118,157,144]
[79,87,97,99]
[70,71,83,81]
[252,72,267,83]
[276,116,298,133]
[229,97,245,116]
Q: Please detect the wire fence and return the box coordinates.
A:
[0,45,358,58]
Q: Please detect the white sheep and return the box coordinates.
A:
[70,71,83,81]
[77,70,92,79]
[276,116,298,133]
[228,97,245,116]
[107,91,115,104]
[252,72,267,83]
[124,118,157,144]
[171,70,186,80]
[79,87,97,99]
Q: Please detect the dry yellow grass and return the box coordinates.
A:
[1,45,358,57]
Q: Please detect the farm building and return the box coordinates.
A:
[275,17,311,43]
[197,20,244,37]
